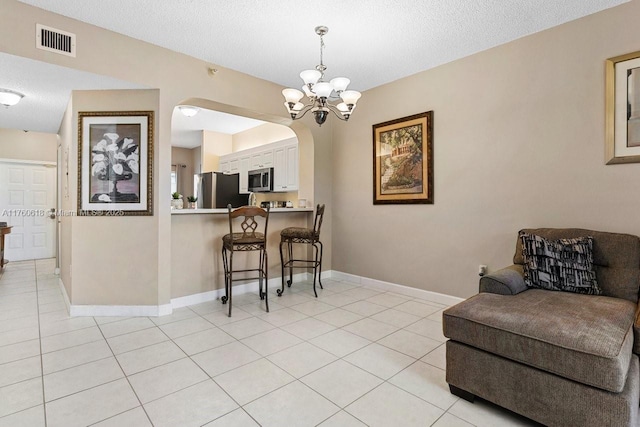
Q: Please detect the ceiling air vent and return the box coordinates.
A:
[36,24,76,57]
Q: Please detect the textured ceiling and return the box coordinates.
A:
[171,108,267,149]
[0,53,145,133]
[17,0,628,92]
[2,0,630,136]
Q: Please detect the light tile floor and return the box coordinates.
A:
[0,259,540,427]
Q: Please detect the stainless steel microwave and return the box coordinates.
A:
[248,167,273,192]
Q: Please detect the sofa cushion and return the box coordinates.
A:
[443,289,636,393]
[519,232,601,295]
[634,306,640,355]
[513,228,640,303]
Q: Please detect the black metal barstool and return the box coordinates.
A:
[221,205,270,317]
[278,204,325,298]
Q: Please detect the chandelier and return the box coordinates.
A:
[282,26,361,126]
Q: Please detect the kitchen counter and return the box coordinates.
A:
[171,207,313,215]
[171,207,313,300]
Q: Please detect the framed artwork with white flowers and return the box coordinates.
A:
[78,111,154,216]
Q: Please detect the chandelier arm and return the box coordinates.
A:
[291,103,316,120]
[325,104,348,121]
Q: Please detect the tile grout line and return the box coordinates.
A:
[95,315,158,426]
[177,343,255,425]
[34,261,49,427]
[3,273,469,426]
[153,309,261,426]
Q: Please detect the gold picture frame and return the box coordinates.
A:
[77,111,154,216]
[373,111,433,204]
[605,50,640,164]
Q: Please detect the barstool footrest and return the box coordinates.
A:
[283,259,320,269]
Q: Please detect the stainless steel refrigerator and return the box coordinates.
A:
[194,172,248,209]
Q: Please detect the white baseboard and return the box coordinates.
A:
[64,273,308,317]
[171,272,309,309]
[58,277,70,313]
[330,270,464,306]
[60,268,462,317]
[69,303,172,317]
[59,276,173,317]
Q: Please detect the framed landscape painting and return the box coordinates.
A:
[373,111,433,204]
[606,50,640,164]
[78,111,154,216]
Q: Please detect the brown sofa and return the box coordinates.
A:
[443,228,640,427]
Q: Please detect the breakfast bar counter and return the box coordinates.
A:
[171,207,314,301]
[171,207,313,215]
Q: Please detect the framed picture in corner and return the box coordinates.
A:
[605,50,640,164]
[78,111,154,216]
[373,111,433,204]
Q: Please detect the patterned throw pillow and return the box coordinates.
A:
[519,232,601,295]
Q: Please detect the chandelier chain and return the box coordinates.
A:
[317,33,326,75]
[320,34,324,68]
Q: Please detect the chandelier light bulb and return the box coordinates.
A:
[282,88,304,104]
[313,82,334,98]
[300,70,321,86]
[340,90,362,106]
[330,77,350,93]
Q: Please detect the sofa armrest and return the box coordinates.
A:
[479,265,527,295]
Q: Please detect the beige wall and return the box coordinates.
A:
[192,146,201,174]
[331,0,640,298]
[59,98,73,299]
[232,122,296,152]
[0,0,331,307]
[201,130,232,172]
[67,89,160,305]
[171,147,195,198]
[0,128,57,162]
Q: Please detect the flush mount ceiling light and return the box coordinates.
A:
[282,26,361,126]
[0,89,25,107]
[178,105,199,117]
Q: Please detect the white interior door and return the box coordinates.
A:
[0,160,56,261]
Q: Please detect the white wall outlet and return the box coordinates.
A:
[479,265,488,276]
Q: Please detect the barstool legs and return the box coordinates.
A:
[288,243,293,287]
[220,247,234,318]
[258,249,270,312]
[278,239,324,298]
[263,250,269,312]
[222,246,268,317]
[277,241,286,297]
[317,241,324,290]
[221,247,229,307]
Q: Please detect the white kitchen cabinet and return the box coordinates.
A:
[250,149,274,170]
[219,159,230,174]
[218,138,297,193]
[229,157,240,175]
[273,143,298,192]
[239,155,251,194]
[285,144,298,190]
